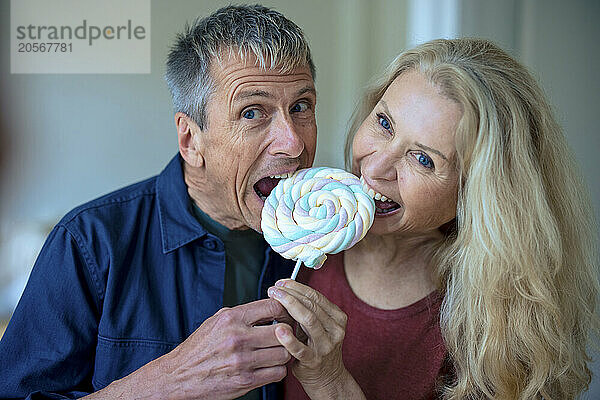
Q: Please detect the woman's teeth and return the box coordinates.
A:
[360,176,393,202]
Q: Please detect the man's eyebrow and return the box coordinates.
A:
[296,86,316,97]
[416,142,448,161]
[234,86,316,103]
[234,90,275,101]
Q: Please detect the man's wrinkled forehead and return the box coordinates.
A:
[203,51,315,117]
[215,63,314,101]
[210,49,313,85]
[212,45,312,77]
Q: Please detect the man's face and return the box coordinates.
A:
[190,54,317,232]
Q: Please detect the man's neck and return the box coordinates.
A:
[183,162,249,231]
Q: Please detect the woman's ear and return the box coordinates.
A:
[175,112,204,168]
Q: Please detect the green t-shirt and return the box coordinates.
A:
[192,204,265,400]
[192,203,265,307]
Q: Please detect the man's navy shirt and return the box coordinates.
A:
[0,155,293,399]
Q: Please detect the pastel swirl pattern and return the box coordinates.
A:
[261,167,375,269]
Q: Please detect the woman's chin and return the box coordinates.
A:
[367,212,404,236]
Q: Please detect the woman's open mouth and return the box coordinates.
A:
[360,176,402,216]
[373,199,402,215]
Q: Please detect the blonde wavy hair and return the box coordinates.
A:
[345,38,599,399]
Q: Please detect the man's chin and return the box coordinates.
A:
[245,217,262,233]
[243,193,265,233]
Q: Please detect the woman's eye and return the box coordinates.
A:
[413,153,435,169]
[242,108,263,120]
[377,113,392,132]
[291,102,309,113]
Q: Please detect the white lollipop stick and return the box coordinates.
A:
[290,259,302,280]
[272,259,302,325]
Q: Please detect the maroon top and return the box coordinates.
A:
[283,252,448,400]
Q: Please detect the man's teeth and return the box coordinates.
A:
[360,176,393,202]
[269,173,292,179]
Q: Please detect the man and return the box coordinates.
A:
[0,5,317,400]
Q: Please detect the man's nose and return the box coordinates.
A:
[268,114,305,158]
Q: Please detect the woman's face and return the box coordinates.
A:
[352,70,461,237]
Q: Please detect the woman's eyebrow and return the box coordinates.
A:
[416,142,448,161]
[379,100,396,126]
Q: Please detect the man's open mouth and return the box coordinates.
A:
[253,173,293,202]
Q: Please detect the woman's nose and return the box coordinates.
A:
[361,150,397,182]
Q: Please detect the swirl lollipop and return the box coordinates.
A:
[261,167,375,280]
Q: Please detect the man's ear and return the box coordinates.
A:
[175,112,204,168]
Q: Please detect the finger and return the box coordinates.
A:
[276,279,347,326]
[248,323,306,349]
[274,324,315,363]
[277,279,346,323]
[295,323,309,344]
[249,345,291,368]
[234,298,292,326]
[230,365,287,395]
[250,365,288,386]
[267,286,328,344]
[271,281,348,339]
[270,285,347,354]
[272,285,340,336]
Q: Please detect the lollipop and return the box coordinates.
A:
[261,167,375,280]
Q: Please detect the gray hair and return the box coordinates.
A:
[165,4,315,130]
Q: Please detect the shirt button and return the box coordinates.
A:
[204,239,217,250]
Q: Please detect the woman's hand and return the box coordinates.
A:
[268,279,366,399]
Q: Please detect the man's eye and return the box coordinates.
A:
[291,102,309,113]
[243,109,263,120]
[412,152,435,169]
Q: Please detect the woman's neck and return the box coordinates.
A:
[343,231,443,309]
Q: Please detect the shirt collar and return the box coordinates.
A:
[156,154,208,253]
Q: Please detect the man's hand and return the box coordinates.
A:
[84,299,293,400]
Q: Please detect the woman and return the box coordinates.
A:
[267,38,599,399]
